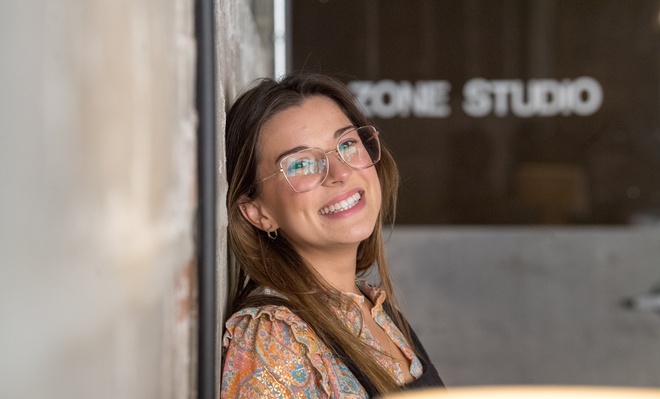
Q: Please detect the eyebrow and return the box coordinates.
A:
[273,125,354,163]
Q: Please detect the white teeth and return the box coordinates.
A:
[319,192,362,215]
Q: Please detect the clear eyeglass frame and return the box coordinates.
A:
[255,125,381,193]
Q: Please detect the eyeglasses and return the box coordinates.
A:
[255,126,381,193]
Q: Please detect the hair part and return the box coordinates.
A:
[225,72,409,394]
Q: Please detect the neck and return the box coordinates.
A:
[298,244,362,295]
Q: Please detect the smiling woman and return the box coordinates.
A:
[221,72,444,398]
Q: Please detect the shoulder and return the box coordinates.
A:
[221,304,369,397]
[221,304,336,398]
[223,304,324,354]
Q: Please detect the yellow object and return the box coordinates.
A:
[386,386,660,398]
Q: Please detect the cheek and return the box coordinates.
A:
[264,185,316,222]
[258,183,290,217]
[370,169,382,195]
[363,169,383,210]
[373,184,383,210]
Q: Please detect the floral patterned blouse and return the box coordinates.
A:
[220,280,423,398]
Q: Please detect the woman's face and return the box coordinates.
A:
[246,95,382,258]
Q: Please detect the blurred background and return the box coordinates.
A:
[289,0,660,387]
[1,1,658,398]
[293,1,660,225]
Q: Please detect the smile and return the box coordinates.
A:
[318,192,362,215]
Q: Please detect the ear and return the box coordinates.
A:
[238,196,279,233]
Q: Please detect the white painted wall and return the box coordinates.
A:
[0,0,197,397]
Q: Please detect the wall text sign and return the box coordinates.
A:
[349,77,603,119]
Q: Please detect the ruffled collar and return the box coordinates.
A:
[345,280,387,312]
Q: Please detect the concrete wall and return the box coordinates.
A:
[0,1,271,398]
[214,0,272,331]
[386,227,660,387]
[213,8,272,393]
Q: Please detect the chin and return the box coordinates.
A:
[347,223,377,244]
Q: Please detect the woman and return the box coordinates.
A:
[221,72,444,398]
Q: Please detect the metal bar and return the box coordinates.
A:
[622,294,660,313]
[195,0,217,398]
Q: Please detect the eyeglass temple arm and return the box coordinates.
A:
[255,169,282,184]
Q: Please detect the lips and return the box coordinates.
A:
[318,192,362,215]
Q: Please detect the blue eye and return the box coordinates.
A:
[338,139,357,151]
[285,158,316,176]
[339,139,360,161]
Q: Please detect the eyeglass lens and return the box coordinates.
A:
[280,126,380,192]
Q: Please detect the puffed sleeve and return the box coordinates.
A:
[220,305,366,399]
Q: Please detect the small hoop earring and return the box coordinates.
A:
[267,229,278,240]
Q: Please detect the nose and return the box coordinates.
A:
[323,151,352,185]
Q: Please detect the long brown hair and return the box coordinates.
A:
[225,72,406,394]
